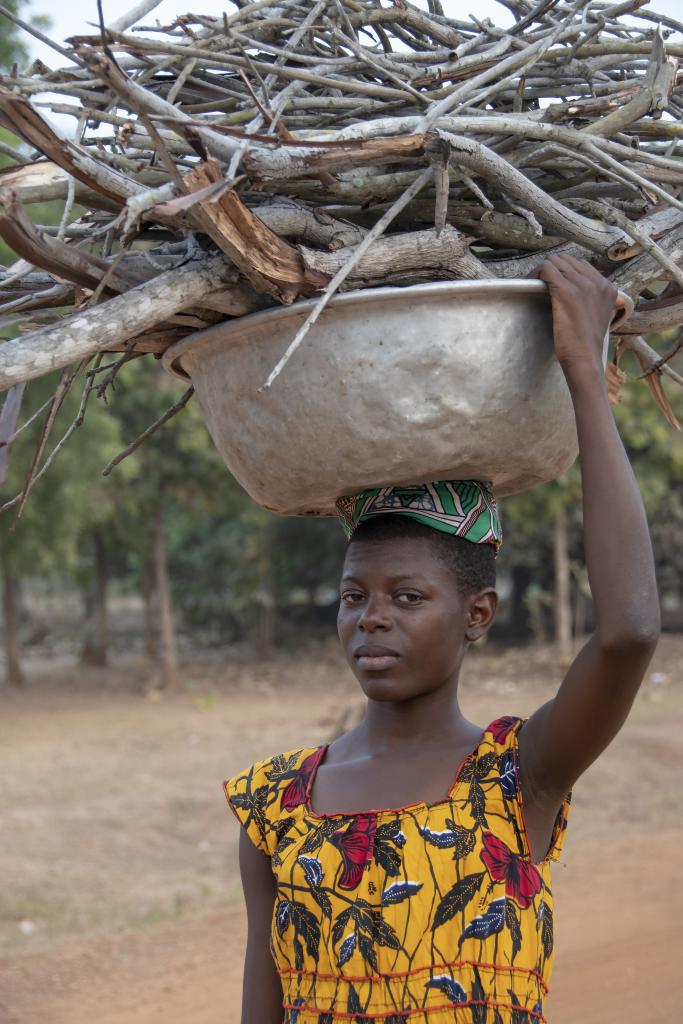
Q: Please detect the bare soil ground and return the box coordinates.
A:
[1,636,682,1024]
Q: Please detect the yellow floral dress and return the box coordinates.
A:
[223,715,570,1024]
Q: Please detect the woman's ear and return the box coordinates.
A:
[465,589,498,642]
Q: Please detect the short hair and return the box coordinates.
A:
[347,515,496,596]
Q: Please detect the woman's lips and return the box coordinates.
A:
[355,653,400,671]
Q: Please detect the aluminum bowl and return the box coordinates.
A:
[163,279,594,515]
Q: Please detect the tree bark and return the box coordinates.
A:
[80,533,108,667]
[154,503,178,691]
[142,557,158,662]
[2,560,25,687]
[0,255,240,391]
[253,527,276,658]
[553,505,573,661]
[510,564,533,642]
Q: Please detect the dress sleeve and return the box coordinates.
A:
[509,717,572,863]
[223,757,275,858]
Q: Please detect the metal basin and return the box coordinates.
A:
[163,280,588,515]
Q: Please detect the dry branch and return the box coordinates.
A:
[0,0,681,447]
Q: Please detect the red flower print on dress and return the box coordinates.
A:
[480,832,542,909]
[488,716,520,744]
[330,814,377,890]
[281,750,323,811]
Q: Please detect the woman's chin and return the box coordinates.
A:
[357,672,415,702]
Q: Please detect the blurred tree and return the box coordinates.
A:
[0,373,122,684]
[103,361,236,689]
[0,2,31,71]
[500,362,683,652]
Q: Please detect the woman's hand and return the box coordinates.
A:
[538,254,618,383]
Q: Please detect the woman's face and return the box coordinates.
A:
[337,536,496,702]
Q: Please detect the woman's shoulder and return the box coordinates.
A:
[482,714,525,747]
[222,743,324,856]
[223,743,323,799]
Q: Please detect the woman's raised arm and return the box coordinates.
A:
[518,255,660,816]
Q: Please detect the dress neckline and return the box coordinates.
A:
[304,723,490,820]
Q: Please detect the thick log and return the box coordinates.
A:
[0,91,141,206]
[0,257,239,391]
[299,225,492,286]
[0,160,120,212]
[181,157,329,303]
[0,191,135,294]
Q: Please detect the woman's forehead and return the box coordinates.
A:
[342,535,449,580]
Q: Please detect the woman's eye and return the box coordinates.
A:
[396,592,423,605]
[341,592,364,605]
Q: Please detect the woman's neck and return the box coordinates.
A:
[354,679,473,753]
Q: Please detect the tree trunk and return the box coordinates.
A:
[81,533,108,666]
[510,564,533,642]
[154,503,178,691]
[2,561,25,687]
[553,505,573,661]
[142,558,158,661]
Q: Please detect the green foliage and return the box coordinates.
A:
[0,372,123,574]
[0,1,30,72]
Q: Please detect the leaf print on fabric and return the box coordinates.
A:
[330,814,377,890]
[310,886,332,918]
[458,750,496,784]
[230,782,270,844]
[375,819,407,847]
[374,818,407,876]
[466,778,488,827]
[480,832,542,909]
[498,749,518,799]
[299,817,340,855]
[265,752,301,782]
[386,1017,409,1024]
[298,855,323,889]
[419,822,476,859]
[358,931,379,971]
[293,935,304,971]
[489,715,520,744]
[337,932,356,967]
[282,750,323,811]
[505,898,523,963]
[426,975,467,1003]
[289,901,321,959]
[370,911,402,950]
[433,871,486,929]
[382,881,423,905]
[272,834,297,868]
[373,838,401,876]
[331,906,352,946]
[318,1016,334,1024]
[276,900,291,935]
[458,897,506,946]
[539,900,554,959]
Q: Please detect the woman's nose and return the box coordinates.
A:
[358,595,391,631]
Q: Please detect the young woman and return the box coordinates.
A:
[224,255,660,1023]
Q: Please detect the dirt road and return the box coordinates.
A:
[1,639,681,1023]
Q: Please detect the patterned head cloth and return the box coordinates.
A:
[335,480,502,552]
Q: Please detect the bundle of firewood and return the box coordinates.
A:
[1,1,682,455]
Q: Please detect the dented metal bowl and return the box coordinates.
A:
[163,279,587,515]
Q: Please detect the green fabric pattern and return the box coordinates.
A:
[335,480,502,550]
